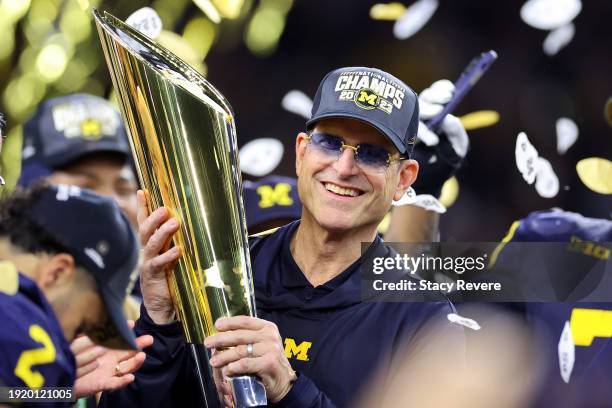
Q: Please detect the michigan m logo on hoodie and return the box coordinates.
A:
[284,338,312,361]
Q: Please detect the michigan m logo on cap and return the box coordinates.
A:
[354,89,379,110]
[80,119,104,140]
[256,183,294,209]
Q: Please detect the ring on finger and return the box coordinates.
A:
[115,364,123,377]
[246,343,254,357]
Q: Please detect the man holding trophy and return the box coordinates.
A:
[91,8,465,407]
[98,65,464,407]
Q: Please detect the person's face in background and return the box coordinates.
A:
[48,152,139,227]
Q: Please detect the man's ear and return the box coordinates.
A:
[37,253,76,290]
[393,159,419,201]
[295,132,309,177]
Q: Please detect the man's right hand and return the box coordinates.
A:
[136,190,181,324]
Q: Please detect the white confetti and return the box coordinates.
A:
[558,321,575,383]
[515,132,539,184]
[393,0,439,40]
[239,138,284,177]
[126,7,163,39]
[543,23,575,56]
[535,157,560,198]
[556,117,579,154]
[520,0,582,31]
[281,90,313,119]
[447,313,481,330]
[410,194,447,213]
[392,187,417,206]
[392,189,446,213]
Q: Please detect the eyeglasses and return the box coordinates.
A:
[304,132,405,172]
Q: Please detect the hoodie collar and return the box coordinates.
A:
[280,221,382,292]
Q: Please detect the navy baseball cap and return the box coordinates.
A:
[19,93,131,186]
[511,209,612,243]
[306,67,419,156]
[25,184,139,349]
[244,176,301,230]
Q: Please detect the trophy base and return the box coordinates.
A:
[229,375,267,407]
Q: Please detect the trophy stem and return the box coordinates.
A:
[228,375,267,407]
[190,344,222,408]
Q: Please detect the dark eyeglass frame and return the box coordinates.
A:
[304,132,405,170]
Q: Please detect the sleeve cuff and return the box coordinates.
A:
[271,373,319,408]
[135,303,183,337]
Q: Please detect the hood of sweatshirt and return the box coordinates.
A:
[250,221,429,316]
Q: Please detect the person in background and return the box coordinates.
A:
[384,79,469,243]
[243,175,302,234]
[18,92,143,303]
[0,184,152,405]
[19,93,138,228]
[16,94,145,405]
[491,209,612,407]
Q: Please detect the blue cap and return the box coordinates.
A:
[306,67,419,156]
[511,209,612,243]
[244,176,301,230]
[25,184,139,349]
[19,94,131,186]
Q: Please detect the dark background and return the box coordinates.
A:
[2,0,611,240]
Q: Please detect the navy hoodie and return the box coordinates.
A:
[100,221,461,407]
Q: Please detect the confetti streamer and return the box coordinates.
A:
[126,7,163,39]
[576,157,612,194]
[439,176,459,208]
[515,132,539,184]
[281,90,313,119]
[393,0,439,40]
[543,23,575,56]
[520,0,582,30]
[535,157,560,198]
[370,3,407,21]
[460,110,500,130]
[556,117,578,155]
[239,138,284,177]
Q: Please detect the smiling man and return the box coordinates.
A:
[100,67,464,407]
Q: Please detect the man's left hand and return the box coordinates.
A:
[204,316,296,404]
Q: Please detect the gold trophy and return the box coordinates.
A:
[94,10,266,407]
